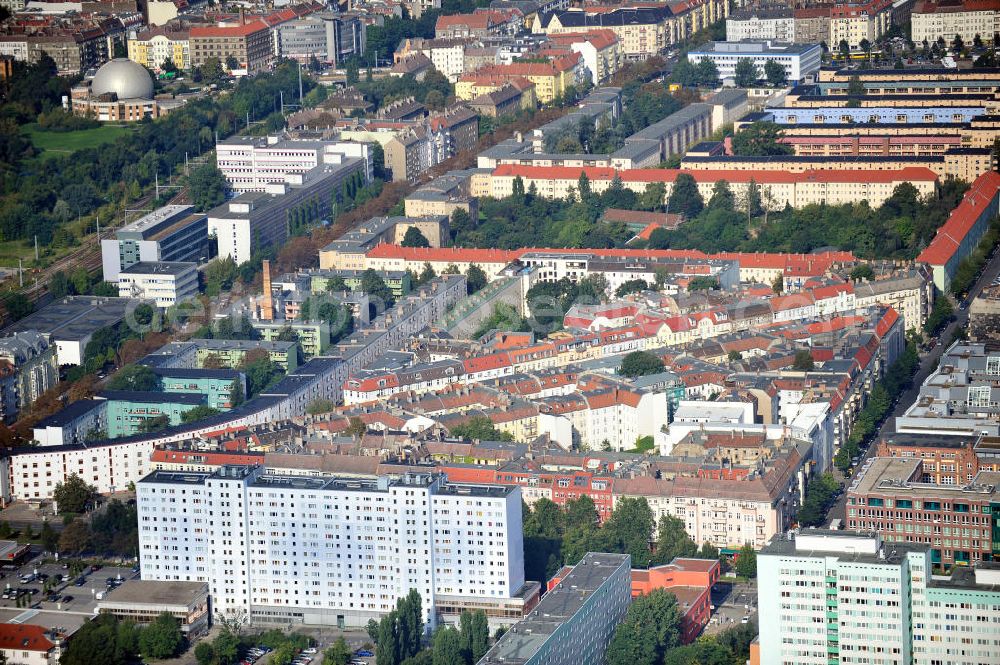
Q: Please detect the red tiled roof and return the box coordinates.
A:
[546,29,619,50]
[917,171,1000,266]
[0,625,54,653]
[191,19,269,37]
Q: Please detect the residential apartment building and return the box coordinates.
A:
[533,7,674,60]
[726,9,795,42]
[614,440,808,551]
[758,529,1000,665]
[0,332,59,424]
[687,41,822,84]
[137,466,530,628]
[544,30,621,85]
[793,8,832,44]
[918,170,1000,292]
[457,53,580,104]
[478,553,631,665]
[127,27,190,71]
[101,205,209,282]
[846,456,1000,568]
[829,0,895,50]
[190,20,273,75]
[911,0,1000,45]
[486,164,939,210]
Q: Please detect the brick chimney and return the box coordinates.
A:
[261,260,274,321]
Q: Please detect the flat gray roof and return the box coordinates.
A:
[480,553,629,665]
[100,580,208,607]
[3,296,136,342]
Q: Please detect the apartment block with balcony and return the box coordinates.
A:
[137,466,531,629]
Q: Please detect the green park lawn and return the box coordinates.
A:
[21,122,133,155]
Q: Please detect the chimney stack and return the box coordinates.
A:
[261,260,274,321]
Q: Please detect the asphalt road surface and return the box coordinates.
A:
[827,245,1000,523]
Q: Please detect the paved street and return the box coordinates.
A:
[828,245,1000,523]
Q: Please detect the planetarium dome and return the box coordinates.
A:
[90,58,154,100]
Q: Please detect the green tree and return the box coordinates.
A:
[707,180,735,211]
[53,474,98,514]
[58,518,92,554]
[734,58,759,87]
[194,641,215,665]
[731,122,792,156]
[138,612,183,659]
[667,173,704,218]
[188,161,228,212]
[60,614,136,665]
[50,270,71,297]
[325,637,353,665]
[3,292,33,322]
[792,349,815,371]
[669,58,698,86]
[402,226,431,248]
[696,59,720,87]
[180,405,221,423]
[466,264,487,294]
[470,611,489,662]
[139,414,171,433]
[107,364,159,391]
[361,268,394,308]
[735,543,757,578]
[764,59,787,86]
[432,627,464,665]
[326,276,349,292]
[839,39,851,59]
[616,279,650,297]
[687,276,719,291]
[847,75,865,96]
[450,416,514,442]
[599,497,655,567]
[40,521,58,551]
[606,589,682,665]
[619,351,664,377]
[850,264,875,281]
[650,514,698,565]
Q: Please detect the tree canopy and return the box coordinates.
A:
[619,351,665,377]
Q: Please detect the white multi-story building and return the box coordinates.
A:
[687,40,822,83]
[726,10,796,42]
[216,135,372,194]
[758,529,1000,665]
[911,0,1000,46]
[137,466,530,629]
[118,261,199,308]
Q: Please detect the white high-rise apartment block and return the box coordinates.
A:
[137,466,528,629]
[758,529,1000,665]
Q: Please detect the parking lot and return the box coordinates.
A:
[0,557,138,632]
[703,576,758,634]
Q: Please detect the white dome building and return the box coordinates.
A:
[70,58,185,122]
[90,59,155,100]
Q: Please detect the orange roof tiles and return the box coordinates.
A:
[191,19,269,37]
[0,625,54,653]
[917,171,1000,267]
